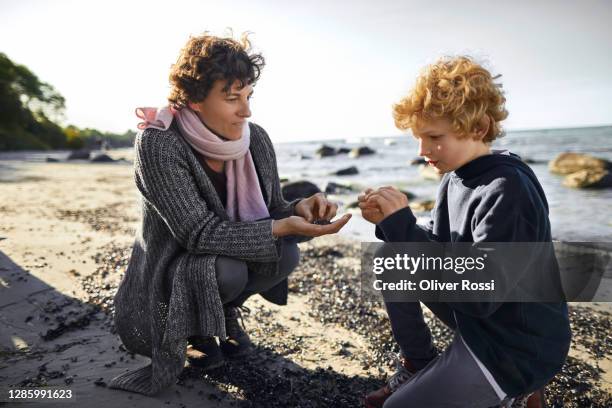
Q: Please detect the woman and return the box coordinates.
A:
[109,33,351,395]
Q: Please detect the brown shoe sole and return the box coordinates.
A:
[186,345,225,370]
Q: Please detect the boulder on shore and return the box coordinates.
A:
[548,153,611,175]
[281,181,321,201]
[548,153,612,189]
[91,153,115,163]
[67,149,91,160]
[563,168,612,189]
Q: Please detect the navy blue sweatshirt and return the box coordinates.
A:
[375,151,572,397]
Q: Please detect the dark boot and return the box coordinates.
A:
[186,336,224,370]
[220,305,254,358]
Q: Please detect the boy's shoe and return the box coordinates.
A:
[364,353,420,408]
[220,305,254,358]
[509,387,547,408]
[186,336,224,370]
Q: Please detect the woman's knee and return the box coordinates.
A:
[278,242,300,276]
[215,256,248,303]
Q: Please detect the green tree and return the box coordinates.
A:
[0,52,66,149]
[0,52,135,151]
[64,125,84,149]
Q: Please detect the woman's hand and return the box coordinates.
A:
[295,192,338,222]
[360,186,409,222]
[273,214,352,237]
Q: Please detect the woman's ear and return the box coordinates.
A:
[188,102,201,112]
[474,115,490,140]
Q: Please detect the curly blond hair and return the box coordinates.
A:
[393,56,508,143]
[168,32,264,109]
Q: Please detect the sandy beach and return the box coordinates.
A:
[1,155,611,407]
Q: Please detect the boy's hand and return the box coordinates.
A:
[363,186,409,219]
[358,188,385,224]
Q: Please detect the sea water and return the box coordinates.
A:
[2,126,609,242]
[274,126,612,242]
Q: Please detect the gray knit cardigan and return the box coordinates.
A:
[109,122,298,395]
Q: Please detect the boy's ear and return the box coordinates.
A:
[473,116,490,140]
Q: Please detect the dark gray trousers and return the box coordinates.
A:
[383,302,505,407]
[215,238,300,306]
[384,301,453,368]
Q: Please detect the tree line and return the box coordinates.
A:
[0,52,135,151]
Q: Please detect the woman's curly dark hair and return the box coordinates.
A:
[168,32,265,109]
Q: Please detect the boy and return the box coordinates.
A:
[360,56,571,407]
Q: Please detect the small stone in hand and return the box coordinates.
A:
[312,219,331,225]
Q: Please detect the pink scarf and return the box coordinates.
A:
[136,106,270,222]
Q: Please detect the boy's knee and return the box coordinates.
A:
[382,392,407,408]
[215,257,248,303]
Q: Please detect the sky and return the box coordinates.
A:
[1,0,611,142]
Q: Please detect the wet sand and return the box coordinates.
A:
[0,157,611,407]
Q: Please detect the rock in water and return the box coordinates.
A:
[315,144,337,158]
[334,166,359,176]
[563,168,612,189]
[91,153,115,163]
[409,200,435,212]
[549,152,611,175]
[348,146,376,158]
[523,157,546,165]
[336,147,351,154]
[324,182,355,194]
[400,190,417,200]
[282,181,321,201]
[67,149,91,160]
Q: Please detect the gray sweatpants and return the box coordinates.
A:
[215,238,300,306]
[383,301,508,408]
[383,332,504,408]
